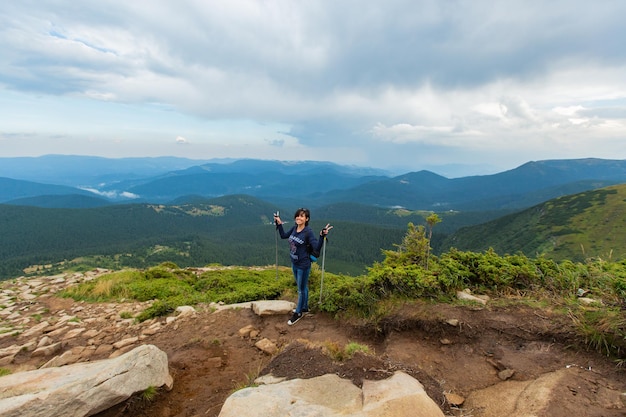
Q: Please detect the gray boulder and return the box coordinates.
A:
[218,371,444,417]
[0,344,172,417]
[251,300,295,316]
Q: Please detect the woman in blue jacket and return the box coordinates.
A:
[274,208,332,325]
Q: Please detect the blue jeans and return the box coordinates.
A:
[292,265,310,313]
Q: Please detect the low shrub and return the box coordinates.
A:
[58,223,626,359]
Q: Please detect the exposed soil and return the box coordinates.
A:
[91,299,626,417]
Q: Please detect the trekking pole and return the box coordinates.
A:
[318,235,327,304]
[273,211,279,279]
[275,226,279,279]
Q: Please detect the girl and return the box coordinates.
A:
[274,208,332,325]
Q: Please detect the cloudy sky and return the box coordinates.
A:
[1,1,625,176]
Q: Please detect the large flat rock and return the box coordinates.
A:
[218,371,445,417]
[0,344,172,417]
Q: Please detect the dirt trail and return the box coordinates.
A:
[91,300,625,417]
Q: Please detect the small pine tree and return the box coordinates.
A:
[382,222,430,268]
[425,214,441,270]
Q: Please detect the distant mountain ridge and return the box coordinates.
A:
[321,159,626,210]
[0,178,97,202]
[0,155,217,186]
[89,157,626,211]
[5,194,112,209]
[1,156,625,212]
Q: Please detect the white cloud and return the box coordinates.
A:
[120,191,140,199]
[80,187,140,200]
[371,123,457,145]
[0,1,625,174]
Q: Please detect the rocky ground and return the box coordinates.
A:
[1,271,625,416]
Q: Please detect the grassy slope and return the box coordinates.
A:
[443,184,626,262]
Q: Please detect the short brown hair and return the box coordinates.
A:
[294,208,310,226]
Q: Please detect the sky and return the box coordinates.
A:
[1,1,625,177]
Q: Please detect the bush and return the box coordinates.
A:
[58,221,626,359]
[195,269,292,304]
[136,299,175,322]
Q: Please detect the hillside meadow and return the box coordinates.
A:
[57,223,626,363]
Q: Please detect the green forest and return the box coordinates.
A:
[2,184,626,280]
[0,196,417,279]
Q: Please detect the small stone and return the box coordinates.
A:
[37,336,54,348]
[445,392,465,406]
[254,338,278,355]
[21,320,51,338]
[0,354,16,366]
[83,329,100,338]
[0,344,21,358]
[486,358,507,371]
[175,306,196,317]
[498,369,515,380]
[21,340,38,352]
[63,327,86,340]
[41,350,77,368]
[206,357,222,368]
[32,342,63,357]
[457,291,488,305]
[255,374,287,385]
[142,327,160,336]
[94,344,114,356]
[578,297,602,306]
[238,324,256,338]
[113,337,139,349]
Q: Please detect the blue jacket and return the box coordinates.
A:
[277,224,324,268]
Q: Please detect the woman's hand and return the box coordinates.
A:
[273,213,282,225]
[320,223,333,236]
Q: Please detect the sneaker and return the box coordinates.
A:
[292,308,309,314]
[287,312,303,326]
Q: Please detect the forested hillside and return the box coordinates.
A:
[4,182,626,279]
[3,157,626,280]
[0,196,414,279]
[442,184,626,262]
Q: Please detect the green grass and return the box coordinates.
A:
[119,311,133,319]
[344,342,371,358]
[58,235,626,360]
[231,367,262,392]
[62,263,296,322]
[322,340,372,361]
[444,185,626,263]
[141,385,158,402]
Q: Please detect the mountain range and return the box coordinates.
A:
[1,155,626,279]
[2,156,626,211]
